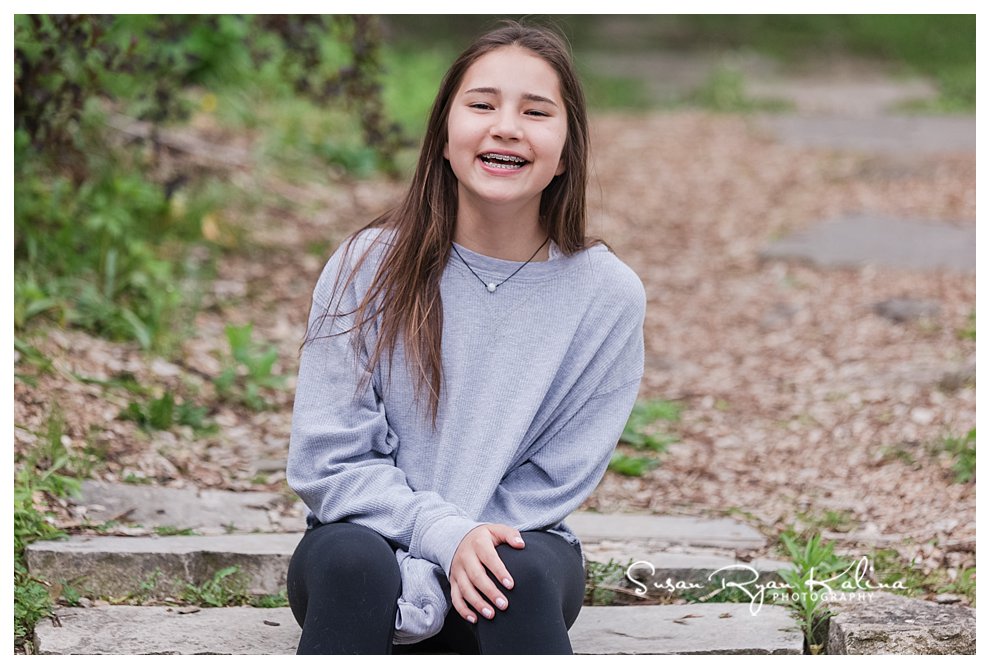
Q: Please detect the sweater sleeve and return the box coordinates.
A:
[286,242,486,571]
[487,283,645,531]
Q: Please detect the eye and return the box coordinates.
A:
[469,102,493,110]
[525,109,550,117]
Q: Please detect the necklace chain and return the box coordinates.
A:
[451,237,550,293]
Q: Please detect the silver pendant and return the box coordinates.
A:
[487,282,498,293]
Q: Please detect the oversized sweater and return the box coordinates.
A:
[287,227,645,644]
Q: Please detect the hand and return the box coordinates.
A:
[449,524,525,624]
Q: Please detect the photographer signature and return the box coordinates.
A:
[627,556,907,615]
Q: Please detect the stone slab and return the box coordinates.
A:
[754,114,975,154]
[35,606,300,655]
[826,591,976,655]
[567,512,767,550]
[584,542,791,601]
[27,532,789,603]
[26,533,302,599]
[34,604,804,655]
[75,480,307,534]
[760,213,975,272]
[570,603,803,654]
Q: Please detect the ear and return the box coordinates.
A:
[443,142,449,161]
[555,156,566,176]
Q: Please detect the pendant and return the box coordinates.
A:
[487,282,497,292]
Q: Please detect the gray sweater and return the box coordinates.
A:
[287,228,645,644]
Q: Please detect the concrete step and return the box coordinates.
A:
[33,604,805,654]
[74,483,771,550]
[73,480,307,534]
[26,534,299,600]
[568,511,768,550]
[26,532,789,602]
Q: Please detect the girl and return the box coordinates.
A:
[286,21,645,655]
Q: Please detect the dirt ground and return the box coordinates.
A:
[14,108,975,598]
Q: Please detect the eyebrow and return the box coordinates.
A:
[464,86,559,107]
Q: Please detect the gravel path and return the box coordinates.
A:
[15,109,975,596]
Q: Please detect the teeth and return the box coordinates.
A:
[481,153,526,163]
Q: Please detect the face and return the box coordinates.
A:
[443,46,567,216]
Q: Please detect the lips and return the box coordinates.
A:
[478,152,529,170]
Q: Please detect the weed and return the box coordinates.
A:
[182,566,251,607]
[868,548,975,604]
[940,428,976,483]
[127,568,164,603]
[584,559,633,606]
[214,323,286,410]
[153,526,197,537]
[958,310,975,340]
[774,532,853,654]
[13,406,87,649]
[796,508,858,534]
[253,591,289,608]
[119,390,215,433]
[610,398,681,477]
[686,61,792,114]
[608,453,661,477]
[14,337,53,387]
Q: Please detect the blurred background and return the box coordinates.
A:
[14,15,975,652]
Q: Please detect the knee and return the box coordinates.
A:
[494,542,560,595]
[294,522,398,582]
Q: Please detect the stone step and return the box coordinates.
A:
[74,483,771,551]
[568,511,768,550]
[33,604,805,655]
[73,480,307,535]
[26,532,789,602]
[26,534,299,600]
[826,591,976,655]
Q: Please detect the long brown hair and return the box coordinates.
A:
[303,20,605,429]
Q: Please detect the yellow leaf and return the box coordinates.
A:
[201,213,220,242]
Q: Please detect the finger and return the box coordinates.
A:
[450,582,477,624]
[469,546,512,611]
[456,572,498,620]
[478,540,519,596]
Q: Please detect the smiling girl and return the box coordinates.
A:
[285,21,645,654]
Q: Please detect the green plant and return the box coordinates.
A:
[774,532,853,654]
[958,310,975,340]
[119,390,215,433]
[941,428,976,483]
[153,526,197,537]
[584,559,632,606]
[608,453,661,477]
[796,508,858,534]
[254,591,289,608]
[13,407,87,650]
[686,62,792,113]
[609,399,681,476]
[182,566,251,607]
[214,323,286,410]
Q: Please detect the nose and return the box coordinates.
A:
[489,108,521,141]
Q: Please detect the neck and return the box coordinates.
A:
[453,199,549,262]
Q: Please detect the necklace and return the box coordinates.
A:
[451,236,550,293]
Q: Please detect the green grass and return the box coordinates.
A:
[13,407,89,651]
[684,62,793,114]
[774,531,853,654]
[868,546,976,605]
[667,15,975,112]
[213,323,286,411]
[609,398,681,477]
[584,558,634,606]
[940,428,976,484]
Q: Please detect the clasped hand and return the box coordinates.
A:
[448,523,525,624]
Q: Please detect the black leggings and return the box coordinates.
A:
[286,522,585,654]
